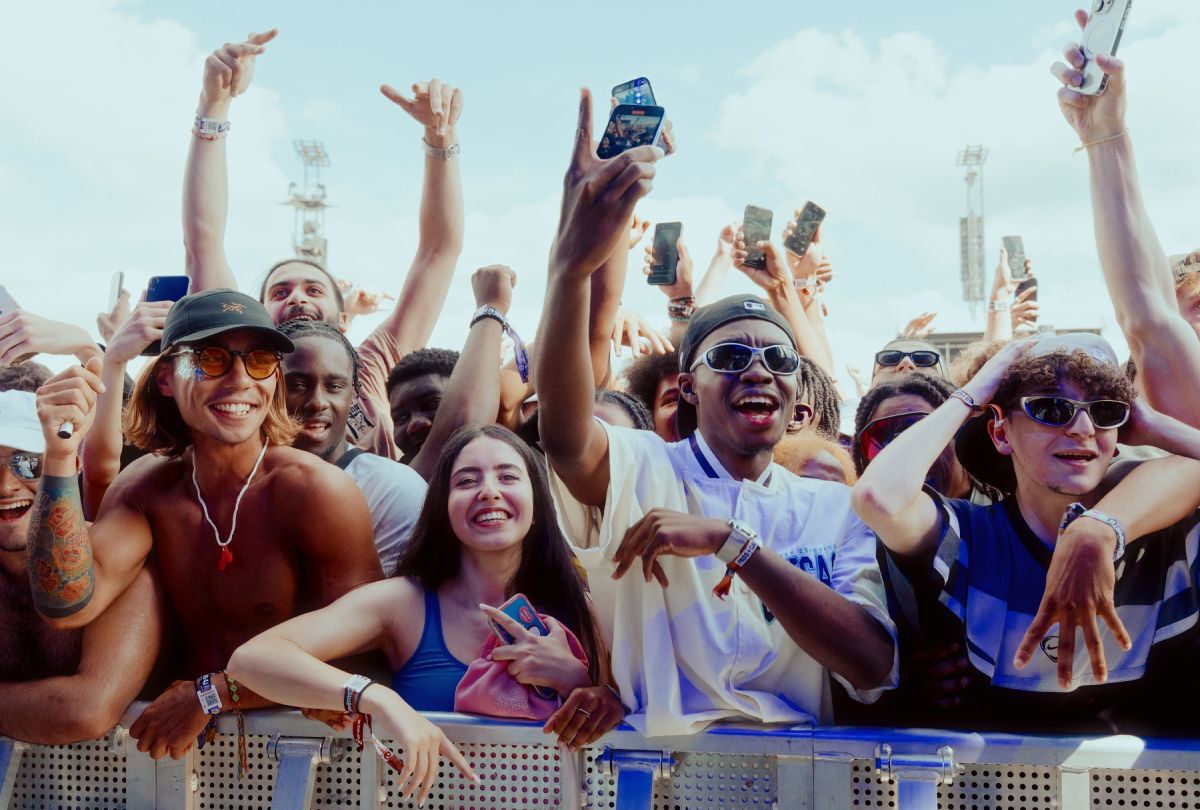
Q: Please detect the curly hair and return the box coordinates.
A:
[0,362,52,393]
[386,348,460,398]
[854,373,956,448]
[948,339,1007,387]
[595,388,654,431]
[277,317,362,396]
[620,350,679,415]
[774,431,857,484]
[798,357,841,441]
[992,349,1135,410]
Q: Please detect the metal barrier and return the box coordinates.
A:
[5,704,1200,809]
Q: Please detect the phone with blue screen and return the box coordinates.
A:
[612,77,655,106]
[490,593,558,700]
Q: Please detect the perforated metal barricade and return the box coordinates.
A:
[7,708,1200,809]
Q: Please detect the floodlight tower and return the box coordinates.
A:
[956,145,988,317]
[287,140,331,265]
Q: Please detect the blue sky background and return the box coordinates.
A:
[3,1,1198,386]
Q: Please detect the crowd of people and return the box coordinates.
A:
[3,11,1200,804]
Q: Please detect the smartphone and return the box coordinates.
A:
[1002,236,1028,280]
[490,593,557,699]
[742,205,773,270]
[108,271,125,311]
[140,275,192,356]
[597,105,666,160]
[1077,0,1132,96]
[612,77,655,106]
[783,202,826,259]
[648,222,682,286]
[0,284,18,318]
[1014,276,1038,303]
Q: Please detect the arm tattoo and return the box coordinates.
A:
[27,475,95,618]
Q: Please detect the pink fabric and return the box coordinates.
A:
[453,617,589,721]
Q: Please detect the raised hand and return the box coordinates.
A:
[781,215,825,281]
[471,264,517,315]
[991,247,1019,300]
[901,312,938,339]
[959,336,1037,406]
[1011,286,1040,331]
[642,236,694,301]
[380,79,464,138]
[733,231,791,297]
[0,309,99,366]
[715,222,738,259]
[627,215,651,249]
[1050,10,1126,143]
[200,29,278,110]
[96,288,131,345]
[547,89,664,285]
[342,288,396,319]
[35,359,106,460]
[104,300,174,365]
[611,307,673,357]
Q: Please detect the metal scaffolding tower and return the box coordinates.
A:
[287,140,331,265]
[956,145,988,316]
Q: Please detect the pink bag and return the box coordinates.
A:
[453,617,590,721]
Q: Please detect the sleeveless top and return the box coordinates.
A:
[390,589,470,711]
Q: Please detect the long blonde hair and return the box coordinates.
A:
[124,351,298,457]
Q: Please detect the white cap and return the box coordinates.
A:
[0,390,45,454]
[1029,332,1119,367]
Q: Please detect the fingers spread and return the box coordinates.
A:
[1014,609,1054,668]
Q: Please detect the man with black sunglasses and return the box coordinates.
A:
[871,337,945,384]
[536,91,895,736]
[26,290,382,758]
[0,389,163,744]
[853,333,1200,732]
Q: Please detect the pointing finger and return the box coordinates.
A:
[247,28,279,46]
[380,84,416,114]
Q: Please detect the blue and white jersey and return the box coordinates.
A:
[928,493,1200,692]
[550,422,897,736]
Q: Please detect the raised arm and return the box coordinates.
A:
[0,566,163,744]
[372,80,465,357]
[537,90,663,508]
[81,300,172,517]
[852,339,1033,556]
[694,223,737,306]
[0,308,102,367]
[183,30,277,292]
[408,266,513,480]
[29,363,155,628]
[1052,16,1200,426]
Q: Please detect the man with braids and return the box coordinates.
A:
[854,333,1200,732]
[277,317,426,576]
[795,356,842,441]
[27,290,382,760]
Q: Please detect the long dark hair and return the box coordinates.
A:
[393,424,603,682]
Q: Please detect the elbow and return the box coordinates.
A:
[73,701,127,743]
[846,623,896,692]
[224,643,258,689]
[850,481,898,527]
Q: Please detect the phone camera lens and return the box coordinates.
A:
[1092,0,1104,11]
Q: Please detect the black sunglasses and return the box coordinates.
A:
[174,347,282,381]
[875,350,941,368]
[1018,396,1130,430]
[690,343,801,375]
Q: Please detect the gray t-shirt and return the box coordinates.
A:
[343,451,427,576]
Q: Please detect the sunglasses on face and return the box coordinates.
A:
[174,346,282,381]
[3,452,42,481]
[875,350,941,368]
[690,343,801,375]
[1017,396,1130,430]
[853,411,927,469]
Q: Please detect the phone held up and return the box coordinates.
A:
[108,271,125,312]
[1014,275,1038,303]
[140,275,192,356]
[1003,236,1028,280]
[741,205,773,270]
[612,77,655,106]
[597,105,666,160]
[1076,0,1132,96]
[647,222,683,286]
[490,593,558,700]
[784,202,826,259]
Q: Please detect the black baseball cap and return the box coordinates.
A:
[162,289,294,354]
[675,294,797,438]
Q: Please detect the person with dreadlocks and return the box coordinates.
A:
[794,356,842,441]
[277,318,427,576]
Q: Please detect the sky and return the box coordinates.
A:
[3,1,1198,383]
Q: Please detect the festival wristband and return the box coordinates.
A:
[196,673,222,716]
[342,674,374,714]
[472,305,530,383]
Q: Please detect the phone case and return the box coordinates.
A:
[612,77,655,106]
[784,203,826,258]
[490,594,557,700]
[1003,236,1027,280]
[1077,0,1132,96]
[648,224,681,286]
[597,105,666,160]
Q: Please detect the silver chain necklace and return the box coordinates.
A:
[191,441,269,572]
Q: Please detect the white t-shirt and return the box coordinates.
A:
[343,451,428,576]
[550,423,897,737]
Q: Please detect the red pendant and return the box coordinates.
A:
[218,546,234,572]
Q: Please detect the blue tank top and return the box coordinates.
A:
[390,589,470,711]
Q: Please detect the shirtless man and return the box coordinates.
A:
[0,390,161,744]
[28,290,382,759]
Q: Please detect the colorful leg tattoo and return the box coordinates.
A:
[27,474,95,618]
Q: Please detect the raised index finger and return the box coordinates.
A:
[247,29,279,46]
[480,604,532,641]
[572,88,595,163]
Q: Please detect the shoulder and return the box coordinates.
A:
[267,446,354,489]
[102,453,183,506]
[346,452,427,491]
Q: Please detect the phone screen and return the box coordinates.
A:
[648,222,682,286]
[784,202,826,259]
[141,276,192,356]
[597,106,665,159]
[1003,236,1028,280]
[742,205,773,269]
[1014,276,1038,303]
[612,77,655,106]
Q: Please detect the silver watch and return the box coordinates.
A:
[716,518,758,564]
